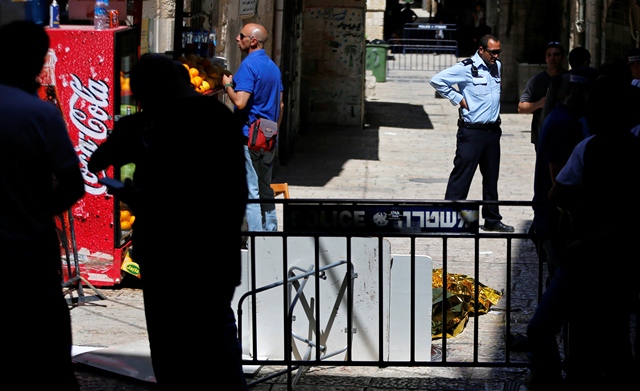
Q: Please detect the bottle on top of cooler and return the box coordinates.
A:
[49,0,60,28]
[94,0,110,30]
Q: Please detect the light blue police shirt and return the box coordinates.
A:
[555,135,593,186]
[430,51,501,124]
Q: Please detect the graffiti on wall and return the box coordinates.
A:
[303,7,364,126]
[307,7,364,70]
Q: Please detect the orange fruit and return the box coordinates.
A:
[120,210,131,222]
[121,220,132,230]
[188,67,199,77]
[192,76,203,88]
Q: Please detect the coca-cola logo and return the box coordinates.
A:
[69,74,110,196]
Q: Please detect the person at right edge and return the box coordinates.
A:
[0,21,84,389]
[223,23,284,233]
[526,69,639,390]
[430,34,514,232]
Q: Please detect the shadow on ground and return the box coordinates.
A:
[365,100,433,129]
[273,124,379,187]
[274,99,434,187]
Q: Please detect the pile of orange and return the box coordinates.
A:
[177,54,230,94]
[120,209,135,230]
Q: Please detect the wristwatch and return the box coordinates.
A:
[224,83,233,92]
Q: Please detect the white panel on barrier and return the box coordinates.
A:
[388,254,433,361]
[234,237,391,361]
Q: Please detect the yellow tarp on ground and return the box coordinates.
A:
[431,268,503,339]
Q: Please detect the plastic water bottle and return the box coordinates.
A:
[193,30,201,55]
[94,0,109,30]
[185,28,194,55]
[200,30,208,57]
[208,29,217,58]
[49,0,60,28]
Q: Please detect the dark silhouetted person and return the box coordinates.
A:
[400,2,418,26]
[627,48,640,126]
[88,53,249,390]
[0,21,84,390]
[473,17,491,44]
[430,35,515,232]
[630,48,640,87]
[472,1,484,28]
[385,0,403,41]
[532,66,595,282]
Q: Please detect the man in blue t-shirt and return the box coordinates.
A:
[223,23,284,233]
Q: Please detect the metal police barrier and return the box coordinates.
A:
[387,23,459,73]
[238,199,547,390]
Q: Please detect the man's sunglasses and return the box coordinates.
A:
[239,32,253,40]
[485,48,501,56]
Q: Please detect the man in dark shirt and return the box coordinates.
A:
[518,42,567,150]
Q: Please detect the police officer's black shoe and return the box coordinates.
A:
[483,221,515,232]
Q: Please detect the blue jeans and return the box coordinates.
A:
[244,145,277,231]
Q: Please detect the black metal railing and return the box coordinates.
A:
[387,23,459,73]
[238,199,545,390]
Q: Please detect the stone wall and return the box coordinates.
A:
[300,1,366,128]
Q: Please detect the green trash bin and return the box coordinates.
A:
[366,44,389,83]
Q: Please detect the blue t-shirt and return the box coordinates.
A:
[233,49,284,137]
[532,103,586,235]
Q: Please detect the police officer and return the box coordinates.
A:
[430,34,514,232]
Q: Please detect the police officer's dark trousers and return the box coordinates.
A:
[444,125,503,223]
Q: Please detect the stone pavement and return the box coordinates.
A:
[70,66,541,390]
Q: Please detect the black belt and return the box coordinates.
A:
[458,119,501,131]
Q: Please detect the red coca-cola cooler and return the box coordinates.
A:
[41,25,139,287]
